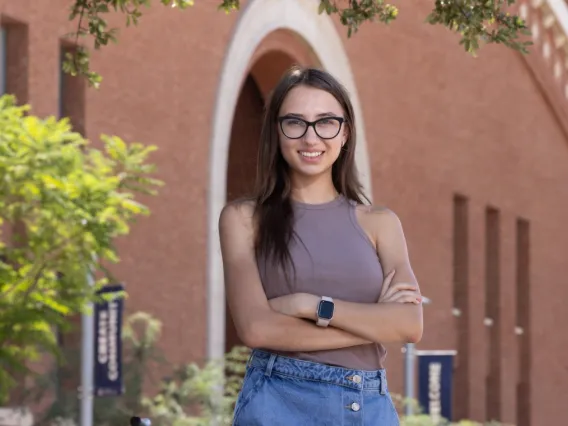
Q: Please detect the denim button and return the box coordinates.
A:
[352,375,362,384]
[350,402,360,412]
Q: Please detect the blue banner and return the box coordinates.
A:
[417,350,456,423]
[93,284,125,397]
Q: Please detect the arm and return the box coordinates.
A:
[273,208,423,344]
[322,208,423,343]
[219,202,371,352]
[298,296,423,344]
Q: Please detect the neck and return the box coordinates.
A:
[289,172,338,204]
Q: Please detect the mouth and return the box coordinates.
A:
[299,151,324,159]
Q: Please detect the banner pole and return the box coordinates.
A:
[80,270,95,426]
[404,342,415,416]
[404,296,431,416]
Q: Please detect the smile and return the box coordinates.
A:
[299,151,323,158]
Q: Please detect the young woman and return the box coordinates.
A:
[219,66,423,426]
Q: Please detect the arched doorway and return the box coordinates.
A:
[207,0,372,360]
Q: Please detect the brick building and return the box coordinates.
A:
[1,0,567,424]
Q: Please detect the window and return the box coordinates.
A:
[0,19,29,103]
[452,194,470,419]
[485,207,501,422]
[59,43,86,134]
[515,218,531,426]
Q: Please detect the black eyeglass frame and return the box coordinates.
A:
[277,116,346,140]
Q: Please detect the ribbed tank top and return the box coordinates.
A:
[256,195,387,370]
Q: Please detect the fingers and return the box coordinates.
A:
[379,269,396,298]
[396,295,421,305]
[384,282,419,299]
[385,291,422,305]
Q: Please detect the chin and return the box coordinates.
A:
[290,164,333,178]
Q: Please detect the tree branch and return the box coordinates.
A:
[61,0,531,88]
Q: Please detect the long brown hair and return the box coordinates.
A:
[253,66,369,275]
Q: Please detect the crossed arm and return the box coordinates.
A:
[219,202,423,352]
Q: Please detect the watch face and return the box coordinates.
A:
[318,300,334,320]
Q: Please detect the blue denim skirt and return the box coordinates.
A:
[232,349,400,425]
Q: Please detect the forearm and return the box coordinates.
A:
[329,300,423,344]
[243,310,371,351]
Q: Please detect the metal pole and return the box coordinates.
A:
[404,342,415,416]
[80,270,95,426]
[404,296,431,417]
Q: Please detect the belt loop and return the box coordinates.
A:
[379,370,387,395]
[265,353,277,377]
[246,350,255,369]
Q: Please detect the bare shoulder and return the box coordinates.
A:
[353,204,403,249]
[219,198,256,231]
[355,204,402,230]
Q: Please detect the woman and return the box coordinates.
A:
[219,66,423,426]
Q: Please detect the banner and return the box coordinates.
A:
[93,284,125,397]
[417,350,457,423]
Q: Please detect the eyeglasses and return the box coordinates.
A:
[277,116,345,140]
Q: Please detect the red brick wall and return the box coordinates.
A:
[1,1,567,424]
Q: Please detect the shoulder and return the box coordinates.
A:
[354,204,405,242]
[219,198,256,232]
[355,204,401,227]
[219,199,258,255]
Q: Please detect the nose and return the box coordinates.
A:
[303,124,319,144]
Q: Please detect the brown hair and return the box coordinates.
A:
[253,65,369,276]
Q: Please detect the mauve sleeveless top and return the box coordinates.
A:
[256,195,387,370]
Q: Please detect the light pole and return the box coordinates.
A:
[403,296,431,417]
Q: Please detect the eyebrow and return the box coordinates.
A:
[282,112,341,119]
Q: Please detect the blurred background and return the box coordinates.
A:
[0,0,567,425]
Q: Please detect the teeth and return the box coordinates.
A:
[300,151,323,158]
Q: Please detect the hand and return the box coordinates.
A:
[378,270,422,305]
[268,293,318,319]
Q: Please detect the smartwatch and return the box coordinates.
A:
[316,296,335,327]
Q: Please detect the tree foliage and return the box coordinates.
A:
[64,0,531,88]
[0,94,162,404]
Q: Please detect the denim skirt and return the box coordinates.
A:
[232,349,400,426]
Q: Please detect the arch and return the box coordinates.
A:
[206,0,373,359]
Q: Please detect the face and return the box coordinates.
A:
[277,85,347,179]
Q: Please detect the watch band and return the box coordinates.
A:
[316,296,334,327]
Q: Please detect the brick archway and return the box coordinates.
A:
[206,0,372,359]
